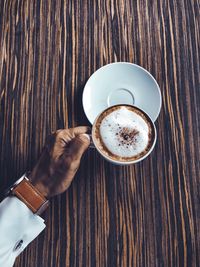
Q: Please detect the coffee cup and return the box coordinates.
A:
[89,104,157,165]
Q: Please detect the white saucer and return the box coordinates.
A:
[82,62,162,124]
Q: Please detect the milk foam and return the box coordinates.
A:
[99,107,150,158]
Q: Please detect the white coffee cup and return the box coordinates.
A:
[89,104,157,165]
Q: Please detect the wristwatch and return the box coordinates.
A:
[5,174,49,215]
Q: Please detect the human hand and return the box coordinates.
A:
[29,127,90,198]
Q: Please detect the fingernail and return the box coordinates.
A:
[82,134,90,141]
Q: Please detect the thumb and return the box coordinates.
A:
[68,134,90,160]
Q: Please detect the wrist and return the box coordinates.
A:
[28,172,50,199]
[8,174,50,215]
[31,181,49,199]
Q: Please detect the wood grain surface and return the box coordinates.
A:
[0,0,199,266]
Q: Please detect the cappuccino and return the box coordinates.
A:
[92,105,156,162]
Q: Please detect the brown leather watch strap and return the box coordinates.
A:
[12,178,48,214]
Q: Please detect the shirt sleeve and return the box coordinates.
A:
[0,196,46,267]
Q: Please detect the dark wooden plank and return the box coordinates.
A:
[0,0,199,266]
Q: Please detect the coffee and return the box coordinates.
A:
[92,105,156,162]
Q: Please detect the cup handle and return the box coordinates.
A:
[88,134,96,149]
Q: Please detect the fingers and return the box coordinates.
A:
[70,126,91,136]
[66,134,90,161]
[52,127,90,143]
[55,127,91,141]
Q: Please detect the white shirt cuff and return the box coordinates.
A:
[0,196,46,267]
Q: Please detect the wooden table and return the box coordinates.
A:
[0,1,199,266]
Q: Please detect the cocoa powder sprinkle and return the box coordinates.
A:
[118,127,139,146]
